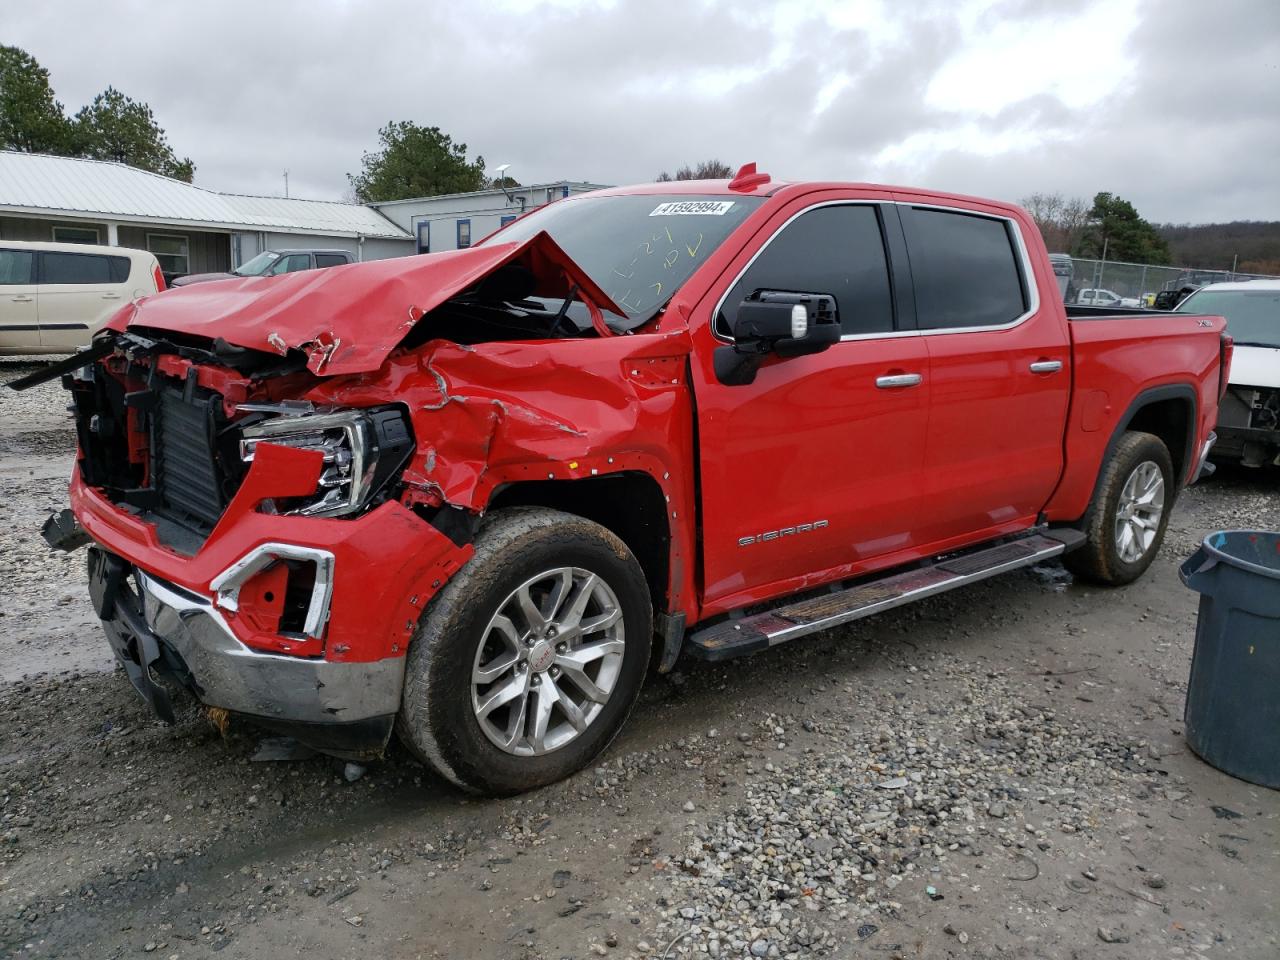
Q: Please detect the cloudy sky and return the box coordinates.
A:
[6,0,1278,223]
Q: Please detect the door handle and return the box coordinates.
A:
[10,295,33,302]
[875,373,923,389]
[102,293,122,300]
[1029,360,1063,374]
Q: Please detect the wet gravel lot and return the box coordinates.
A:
[1,357,1277,959]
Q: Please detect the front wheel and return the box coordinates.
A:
[396,507,652,795]
[1065,430,1174,586]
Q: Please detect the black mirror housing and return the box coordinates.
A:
[715,292,840,385]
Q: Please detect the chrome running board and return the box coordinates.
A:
[686,528,1085,661]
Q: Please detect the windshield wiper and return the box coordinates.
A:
[1230,340,1280,348]
[550,285,579,337]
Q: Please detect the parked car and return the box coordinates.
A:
[170,248,355,287]
[1077,287,1141,308]
[11,171,1230,795]
[0,240,165,355]
[1175,280,1278,467]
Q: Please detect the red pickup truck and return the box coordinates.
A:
[14,166,1230,795]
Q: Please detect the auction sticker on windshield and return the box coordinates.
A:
[649,201,736,216]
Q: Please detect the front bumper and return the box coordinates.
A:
[65,443,474,758]
[88,547,404,759]
[1213,425,1280,468]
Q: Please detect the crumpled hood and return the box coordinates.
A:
[111,232,625,376]
[1228,345,1280,389]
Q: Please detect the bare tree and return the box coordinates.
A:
[656,159,735,182]
[1060,196,1090,253]
[1019,192,1089,254]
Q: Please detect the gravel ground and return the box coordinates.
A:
[1,357,1277,959]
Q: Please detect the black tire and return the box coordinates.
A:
[1065,430,1175,586]
[396,507,652,795]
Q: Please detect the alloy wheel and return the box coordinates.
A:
[471,567,625,756]
[1114,460,1165,564]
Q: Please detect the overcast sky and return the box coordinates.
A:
[6,0,1278,223]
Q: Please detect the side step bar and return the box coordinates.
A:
[686,528,1085,662]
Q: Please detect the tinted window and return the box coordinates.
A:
[314,253,348,268]
[902,208,1027,329]
[40,251,128,284]
[268,254,312,275]
[720,205,894,336]
[0,250,33,285]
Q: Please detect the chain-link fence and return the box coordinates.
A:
[1053,256,1280,307]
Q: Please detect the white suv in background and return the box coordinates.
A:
[1175,280,1280,467]
[0,240,166,355]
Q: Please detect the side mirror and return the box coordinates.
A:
[714,292,840,385]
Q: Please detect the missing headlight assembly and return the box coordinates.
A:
[239,406,415,518]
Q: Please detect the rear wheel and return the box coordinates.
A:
[396,507,652,795]
[1065,430,1174,585]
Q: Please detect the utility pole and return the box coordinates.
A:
[283,170,290,198]
[1231,253,1238,278]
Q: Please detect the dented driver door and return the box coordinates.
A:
[688,195,931,614]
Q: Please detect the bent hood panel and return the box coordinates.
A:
[113,232,625,376]
[1229,346,1280,389]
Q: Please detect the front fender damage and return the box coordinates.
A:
[302,330,698,613]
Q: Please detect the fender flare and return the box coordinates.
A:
[1081,383,1198,519]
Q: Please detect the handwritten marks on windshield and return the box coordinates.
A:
[609,227,708,313]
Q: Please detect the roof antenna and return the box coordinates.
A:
[283,169,290,198]
[728,162,770,192]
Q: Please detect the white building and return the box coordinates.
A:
[371,181,608,254]
[0,151,414,277]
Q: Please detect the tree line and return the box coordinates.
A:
[1021,189,1280,274]
[0,46,194,181]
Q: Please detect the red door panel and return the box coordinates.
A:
[692,336,930,609]
[915,320,1070,545]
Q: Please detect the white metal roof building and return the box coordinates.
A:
[0,151,414,277]
[372,181,608,254]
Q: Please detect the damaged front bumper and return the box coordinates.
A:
[60,461,473,760]
[85,546,403,759]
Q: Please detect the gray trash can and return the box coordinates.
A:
[1179,530,1280,789]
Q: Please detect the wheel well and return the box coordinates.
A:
[1126,397,1192,482]
[487,472,671,609]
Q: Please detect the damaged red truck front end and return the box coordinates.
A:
[41,228,698,761]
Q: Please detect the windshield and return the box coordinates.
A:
[233,251,282,277]
[483,194,763,316]
[1176,288,1280,347]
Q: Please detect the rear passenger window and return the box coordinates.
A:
[720,204,894,336]
[902,208,1028,329]
[314,254,347,268]
[40,252,129,285]
[0,250,33,285]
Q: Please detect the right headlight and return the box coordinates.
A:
[239,407,413,518]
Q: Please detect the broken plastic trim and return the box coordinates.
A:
[210,543,335,639]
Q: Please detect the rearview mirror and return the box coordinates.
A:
[714,291,840,385]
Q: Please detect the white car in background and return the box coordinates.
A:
[0,240,166,355]
[1175,279,1280,468]
[1077,287,1141,308]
